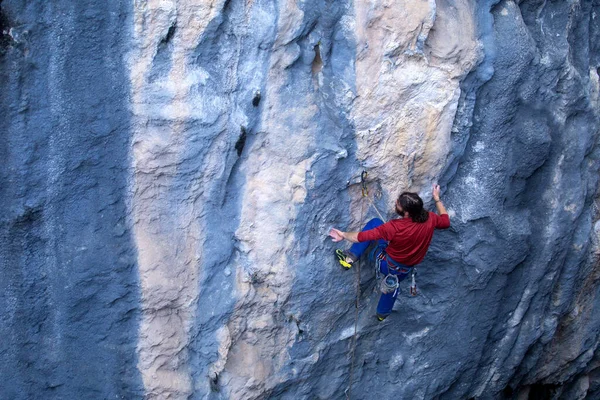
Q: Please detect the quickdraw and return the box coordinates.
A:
[361,170,368,197]
[410,268,418,296]
[353,170,386,221]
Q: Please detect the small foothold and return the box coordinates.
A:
[252,90,261,107]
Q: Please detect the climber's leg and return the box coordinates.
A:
[347,218,385,259]
[376,264,411,321]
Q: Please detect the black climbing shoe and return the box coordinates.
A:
[335,249,353,269]
[376,314,387,322]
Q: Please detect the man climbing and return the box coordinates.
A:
[329,184,450,321]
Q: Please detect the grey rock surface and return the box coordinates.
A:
[0,1,142,399]
[1,0,599,399]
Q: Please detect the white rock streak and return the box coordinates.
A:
[128,1,226,398]
[208,2,316,398]
[353,0,480,199]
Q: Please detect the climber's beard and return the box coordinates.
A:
[395,202,405,217]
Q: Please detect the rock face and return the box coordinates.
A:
[1,0,599,399]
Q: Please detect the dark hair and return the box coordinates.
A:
[398,192,429,223]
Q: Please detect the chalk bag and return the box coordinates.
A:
[380,274,399,294]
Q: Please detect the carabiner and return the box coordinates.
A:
[361,170,368,197]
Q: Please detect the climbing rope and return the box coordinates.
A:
[351,170,387,223]
[365,194,386,223]
[346,173,368,400]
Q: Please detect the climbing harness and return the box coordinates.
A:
[375,249,415,295]
[383,252,410,273]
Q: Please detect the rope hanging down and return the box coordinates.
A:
[346,173,367,400]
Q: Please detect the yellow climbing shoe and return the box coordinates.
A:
[335,249,353,269]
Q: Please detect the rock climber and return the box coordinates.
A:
[329,184,450,321]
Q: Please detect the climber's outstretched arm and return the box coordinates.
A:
[329,228,359,243]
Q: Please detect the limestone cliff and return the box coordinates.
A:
[1,0,600,399]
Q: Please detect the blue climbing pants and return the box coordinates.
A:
[349,218,413,317]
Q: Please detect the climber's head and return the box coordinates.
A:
[396,192,429,223]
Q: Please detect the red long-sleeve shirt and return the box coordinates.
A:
[357,212,450,266]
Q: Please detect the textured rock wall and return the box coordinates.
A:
[0,1,142,398]
[1,0,599,399]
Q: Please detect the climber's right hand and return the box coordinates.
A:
[329,228,345,242]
